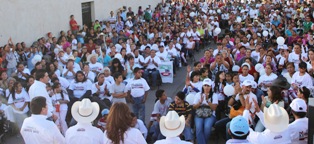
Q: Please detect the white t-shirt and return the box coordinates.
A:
[8,89,30,113]
[62,68,79,83]
[50,93,70,111]
[251,51,260,62]
[144,56,161,70]
[258,73,278,91]
[134,55,145,69]
[235,92,258,113]
[15,68,31,80]
[288,52,301,71]
[91,81,111,100]
[291,72,313,88]
[89,62,103,74]
[133,119,148,138]
[193,92,218,116]
[156,51,169,61]
[126,78,150,97]
[84,71,96,83]
[239,74,254,84]
[71,39,78,50]
[103,128,146,144]
[105,76,115,85]
[152,98,172,118]
[288,118,308,144]
[69,80,92,99]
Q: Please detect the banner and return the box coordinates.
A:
[158,61,173,83]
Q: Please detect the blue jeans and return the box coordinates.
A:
[151,121,165,140]
[143,69,159,87]
[182,124,193,141]
[195,115,216,144]
[132,96,145,122]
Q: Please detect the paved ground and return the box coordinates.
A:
[3,41,226,144]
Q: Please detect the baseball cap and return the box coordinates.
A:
[242,80,253,87]
[251,80,257,89]
[290,98,307,112]
[230,116,249,137]
[101,109,110,116]
[202,78,212,86]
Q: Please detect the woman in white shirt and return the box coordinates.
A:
[183,71,202,96]
[83,64,96,83]
[68,71,92,101]
[51,82,69,135]
[193,78,218,144]
[7,81,30,129]
[291,62,313,90]
[104,102,146,144]
[258,64,278,94]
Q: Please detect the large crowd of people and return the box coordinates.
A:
[0,0,312,143]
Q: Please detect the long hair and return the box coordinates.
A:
[52,82,64,99]
[111,58,124,74]
[214,71,226,93]
[106,102,133,144]
[75,71,87,83]
[269,86,283,103]
[10,81,22,100]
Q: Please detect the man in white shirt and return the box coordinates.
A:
[21,97,65,144]
[156,45,168,61]
[29,69,56,120]
[14,63,30,82]
[155,111,191,144]
[243,98,291,144]
[87,54,103,75]
[143,50,161,88]
[226,116,251,144]
[125,16,133,28]
[288,98,308,144]
[126,68,150,122]
[65,99,104,144]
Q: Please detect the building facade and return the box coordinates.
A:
[0,0,162,45]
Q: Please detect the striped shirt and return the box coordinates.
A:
[168,101,192,119]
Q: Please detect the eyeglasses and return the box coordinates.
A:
[204,85,210,87]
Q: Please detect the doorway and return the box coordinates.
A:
[81,2,92,27]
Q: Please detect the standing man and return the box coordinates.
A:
[69,15,79,35]
[65,99,104,144]
[29,69,56,120]
[20,97,65,144]
[126,67,150,122]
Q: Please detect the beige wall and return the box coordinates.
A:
[0,0,162,46]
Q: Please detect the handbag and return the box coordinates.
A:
[195,105,212,118]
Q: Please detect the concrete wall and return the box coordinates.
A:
[0,0,162,46]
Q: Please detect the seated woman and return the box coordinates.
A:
[7,81,30,129]
[258,64,278,95]
[254,86,284,132]
[193,78,218,144]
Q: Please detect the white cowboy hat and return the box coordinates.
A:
[71,98,99,124]
[87,54,98,63]
[160,111,185,138]
[264,104,289,132]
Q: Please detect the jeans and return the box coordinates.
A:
[132,96,145,122]
[7,67,16,78]
[143,69,159,87]
[195,115,216,144]
[151,121,165,140]
[182,123,193,141]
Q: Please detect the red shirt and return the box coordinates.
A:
[85,44,95,54]
[70,19,78,31]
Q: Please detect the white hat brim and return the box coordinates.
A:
[71,101,100,123]
[264,106,289,132]
[160,115,185,138]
